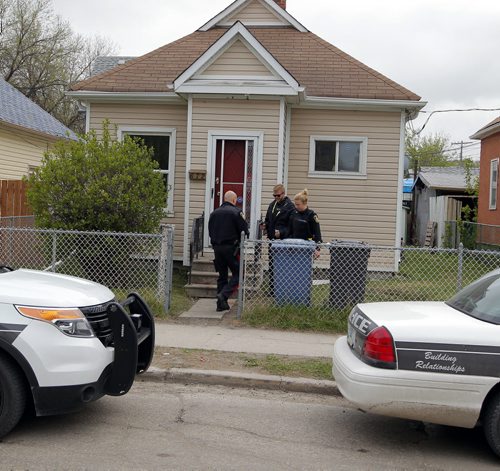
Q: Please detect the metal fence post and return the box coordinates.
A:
[165,225,174,312]
[457,242,464,292]
[51,231,57,272]
[158,224,174,313]
[237,231,246,319]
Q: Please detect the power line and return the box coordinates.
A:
[415,107,500,134]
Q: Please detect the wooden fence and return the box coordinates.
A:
[0,180,31,217]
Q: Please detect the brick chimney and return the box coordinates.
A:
[274,0,286,9]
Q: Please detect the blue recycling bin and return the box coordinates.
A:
[272,239,316,306]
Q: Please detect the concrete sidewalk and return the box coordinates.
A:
[154,322,339,358]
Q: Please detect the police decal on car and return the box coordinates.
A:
[0,323,27,343]
[396,341,500,376]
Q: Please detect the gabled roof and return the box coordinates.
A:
[414,166,479,191]
[199,0,308,32]
[71,27,421,101]
[0,78,76,140]
[470,116,500,140]
[174,22,301,95]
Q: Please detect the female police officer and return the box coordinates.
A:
[285,189,322,257]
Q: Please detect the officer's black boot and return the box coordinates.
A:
[216,293,230,311]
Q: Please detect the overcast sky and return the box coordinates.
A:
[52,0,500,160]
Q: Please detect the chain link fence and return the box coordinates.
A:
[0,221,174,313]
[444,221,500,250]
[238,239,500,330]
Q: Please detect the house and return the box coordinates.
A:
[412,166,479,247]
[69,0,425,265]
[470,117,500,247]
[0,78,76,180]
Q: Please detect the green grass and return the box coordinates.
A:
[242,249,500,333]
[113,266,194,319]
[242,303,351,333]
[242,354,332,380]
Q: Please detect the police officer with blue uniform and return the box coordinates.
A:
[208,191,249,311]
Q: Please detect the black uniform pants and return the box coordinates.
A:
[213,244,240,300]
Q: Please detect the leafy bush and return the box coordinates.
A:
[27,121,166,233]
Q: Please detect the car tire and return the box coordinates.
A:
[0,353,27,438]
[484,391,500,457]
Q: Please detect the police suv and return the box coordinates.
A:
[0,265,154,437]
[333,269,500,457]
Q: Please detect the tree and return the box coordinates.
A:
[0,0,116,131]
[26,122,167,234]
[405,129,452,171]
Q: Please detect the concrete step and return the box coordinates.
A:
[191,258,216,273]
[190,270,219,285]
[185,283,218,298]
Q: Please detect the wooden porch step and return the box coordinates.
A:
[190,270,219,285]
[191,258,216,272]
[184,283,217,298]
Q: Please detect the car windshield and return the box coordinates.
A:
[446,273,500,324]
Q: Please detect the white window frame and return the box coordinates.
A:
[117,126,176,216]
[490,158,499,211]
[309,135,368,179]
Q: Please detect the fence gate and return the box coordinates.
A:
[0,180,31,217]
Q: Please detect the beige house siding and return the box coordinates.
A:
[201,40,274,77]
[190,98,281,241]
[0,124,53,179]
[223,0,287,26]
[89,103,188,260]
[287,108,402,245]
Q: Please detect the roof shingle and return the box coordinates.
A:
[72,28,421,101]
[0,78,76,139]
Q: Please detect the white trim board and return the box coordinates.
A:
[204,130,264,246]
[199,0,308,32]
[183,96,193,266]
[117,125,177,218]
[174,22,300,95]
[67,91,183,104]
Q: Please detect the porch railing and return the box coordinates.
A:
[189,212,205,282]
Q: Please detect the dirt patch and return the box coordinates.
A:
[152,347,333,380]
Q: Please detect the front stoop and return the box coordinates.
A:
[185,254,218,298]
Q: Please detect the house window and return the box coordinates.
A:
[490,158,499,210]
[309,136,367,178]
[118,127,176,215]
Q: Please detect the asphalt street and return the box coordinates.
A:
[0,382,499,470]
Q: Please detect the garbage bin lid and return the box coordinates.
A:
[272,239,316,249]
[330,239,368,246]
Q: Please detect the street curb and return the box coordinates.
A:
[139,367,341,396]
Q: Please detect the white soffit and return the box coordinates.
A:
[199,0,308,33]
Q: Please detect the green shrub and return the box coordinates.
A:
[27,121,166,233]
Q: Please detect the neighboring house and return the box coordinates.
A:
[91,56,135,76]
[471,117,500,246]
[0,78,76,180]
[412,166,479,247]
[401,177,414,244]
[69,0,425,265]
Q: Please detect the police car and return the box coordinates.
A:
[332,268,500,456]
[0,265,154,438]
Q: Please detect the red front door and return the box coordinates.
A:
[214,140,246,210]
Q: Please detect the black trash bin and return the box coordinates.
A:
[329,240,371,309]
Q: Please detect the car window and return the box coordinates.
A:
[447,274,500,324]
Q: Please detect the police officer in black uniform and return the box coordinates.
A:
[208,191,249,311]
[285,189,322,256]
[264,184,295,240]
[262,184,295,296]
